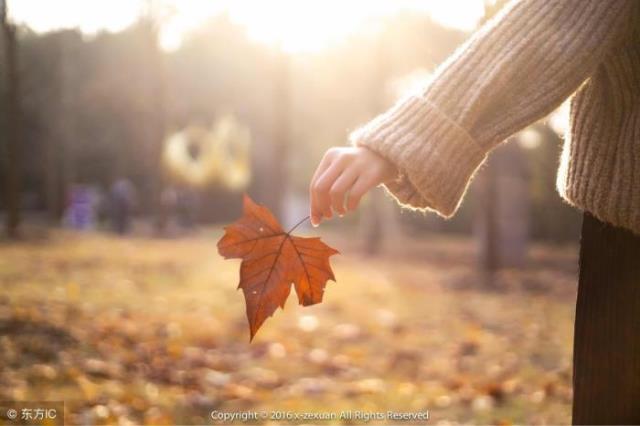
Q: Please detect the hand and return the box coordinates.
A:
[309,146,398,226]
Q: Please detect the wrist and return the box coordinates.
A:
[358,146,400,185]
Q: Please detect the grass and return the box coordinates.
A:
[0,228,577,425]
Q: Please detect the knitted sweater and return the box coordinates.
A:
[350,0,640,234]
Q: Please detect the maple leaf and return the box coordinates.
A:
[217,194,339,341]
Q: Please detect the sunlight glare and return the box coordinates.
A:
[226,0,485,53]
[9,0,486,52]
[10,0,141,34]
[227,1,385,53]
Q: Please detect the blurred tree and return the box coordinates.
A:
[140,0,167,232]
[166,16,272,221]
[474,140,530,271]
[46,31,81,221]
[57,34,79,219]
[473,0,512,282]
[43,34,63,221]
[0,0,22,238]
[4,5,581,243]
[269,49,290,219]
[527,123,582,242]
[362,33,390,256]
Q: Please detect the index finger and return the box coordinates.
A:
[309,151,335,224]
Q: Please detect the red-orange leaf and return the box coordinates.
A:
[217,194,339,341]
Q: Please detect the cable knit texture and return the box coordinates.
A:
[350,0,640,234]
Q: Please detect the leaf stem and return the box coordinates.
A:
[286,216,310,234]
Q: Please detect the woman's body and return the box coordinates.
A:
[573,214,640,424]
[309,1,640,423]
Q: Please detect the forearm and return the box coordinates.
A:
[423,0,633,147]
[351,0,636,217]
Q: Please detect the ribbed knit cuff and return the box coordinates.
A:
[349,94,487,217]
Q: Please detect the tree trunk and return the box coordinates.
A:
[149,34,166,233]
[475,159,499,286]
[58,34,76,215]
[475,142,530,285]
[269,49,290,220]
[44,128,60,221]
[43,33,76,224]
[1,0,21,238]
[139,3,167,233]
[474,0,513,283]
[361,35,390,256]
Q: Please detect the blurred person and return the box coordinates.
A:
[109,178,136,235]
[309,1,640,424]
[63,184,96,230]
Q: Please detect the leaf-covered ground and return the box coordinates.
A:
[0,229,578,425]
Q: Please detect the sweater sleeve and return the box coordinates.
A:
[350,0,636,217]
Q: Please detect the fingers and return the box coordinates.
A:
[316,161,345,218]
[310,146,394,225]
[309,151,336,225]
[346,172,379,212]
[310,151,345,225]
[329,168,359,216]
[310,150,333,189]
